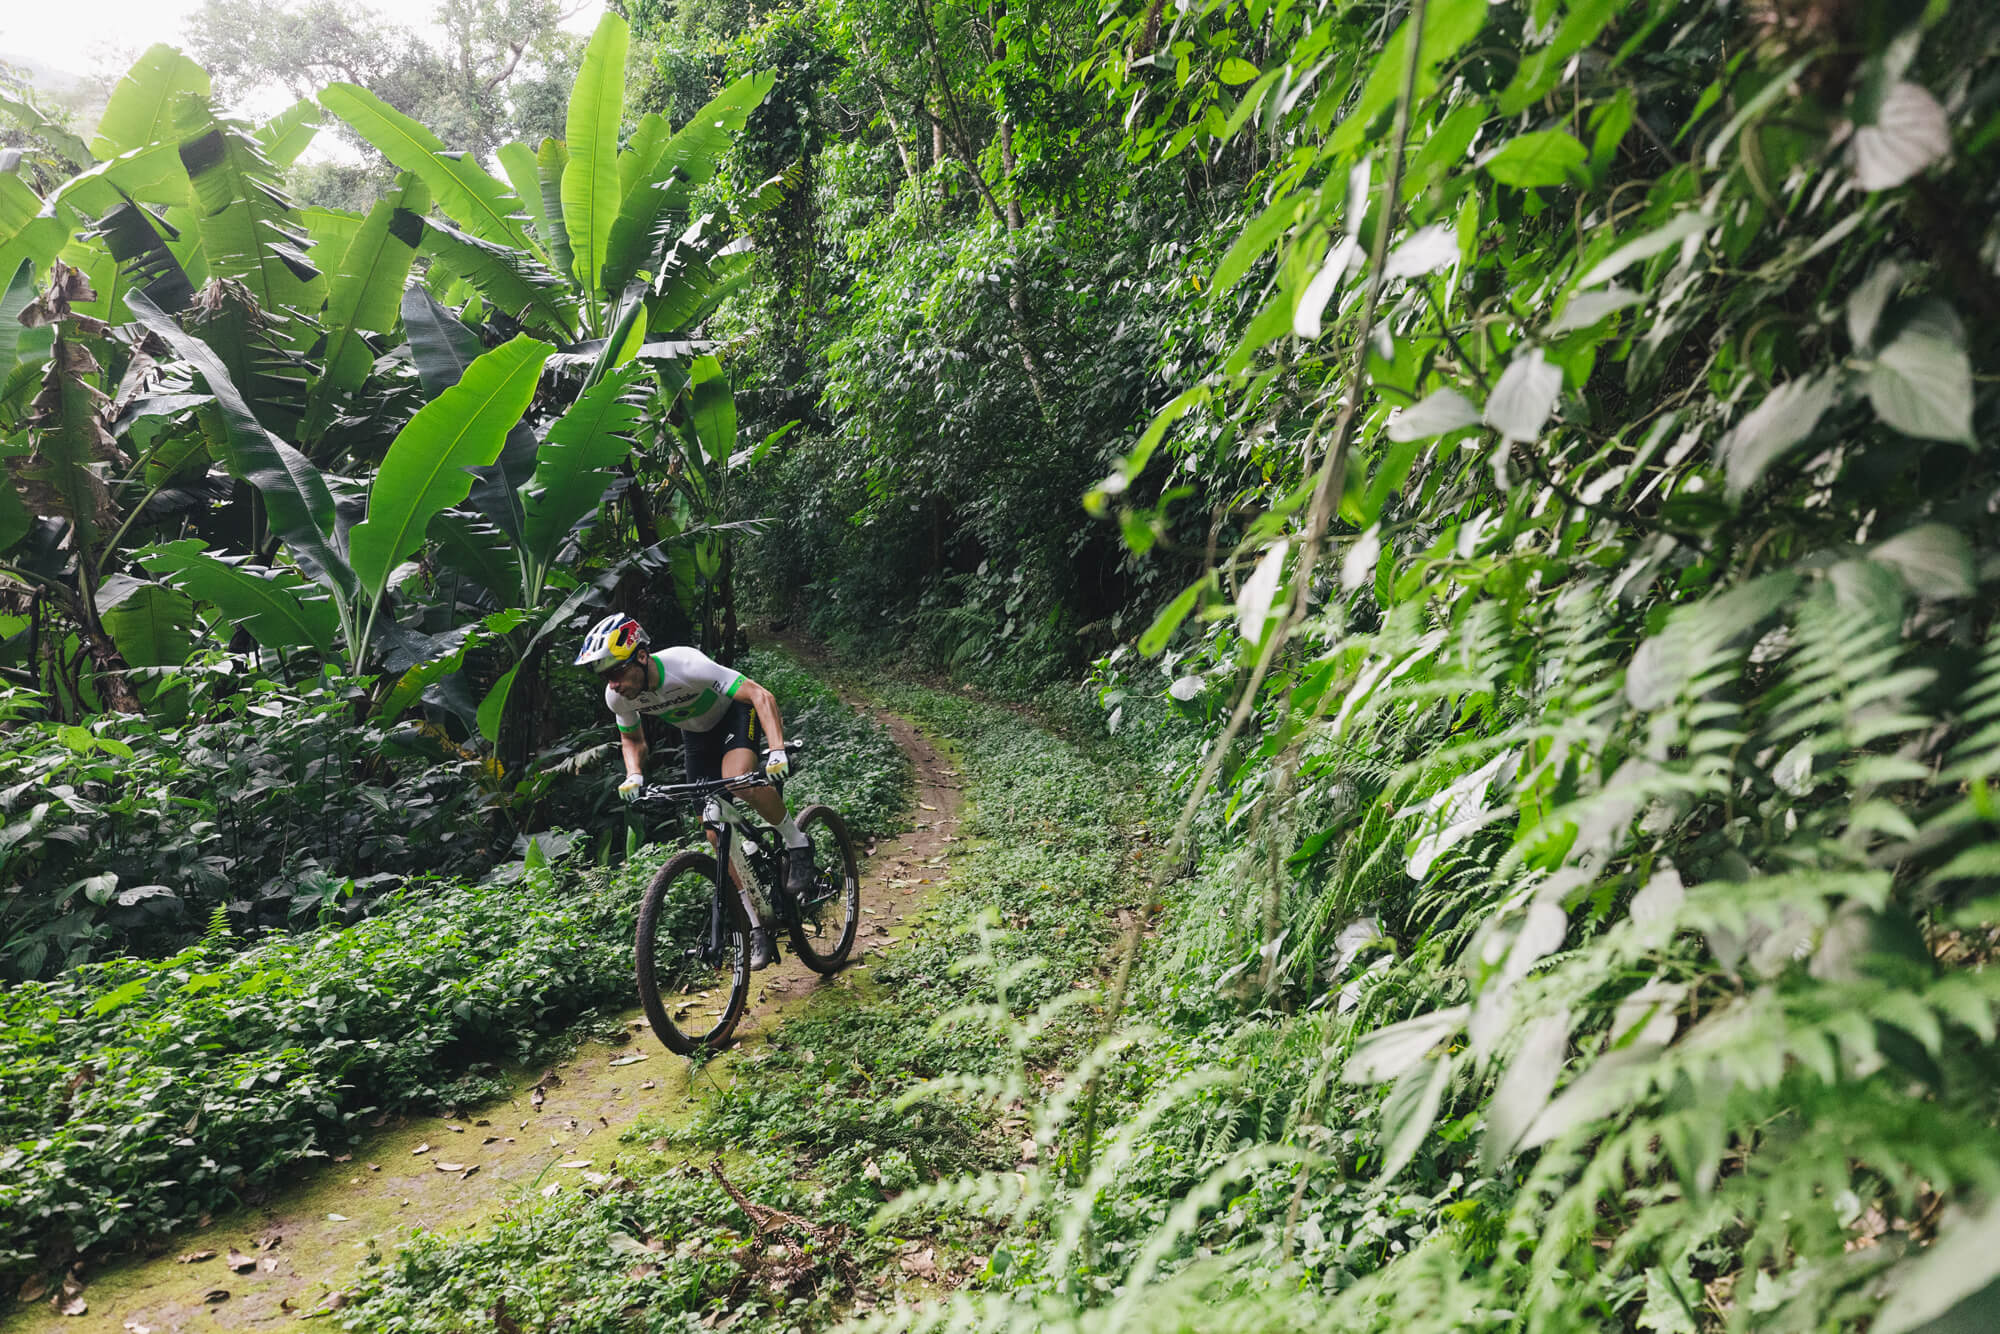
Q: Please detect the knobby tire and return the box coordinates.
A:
[786,803,861,974]
[636,850,751,1054]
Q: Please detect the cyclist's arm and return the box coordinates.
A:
[734,677,786,751]
[620,729,649,780]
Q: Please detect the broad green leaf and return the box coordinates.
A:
[1846,261,1904,353]
[179,115,322,333]
[1484,347,1562,442]
[1292,234,1359,339]
[255,98,323,169]
[349,336,552,600]
[619,112,671,200]
[21,328,115,551]
[402,285,487,395]
[1875,1197,2000,1334]
[1850,81,1950,191]
[1389,387,1481,441]
[687,355,736,465]
[319,83,535,252]
[0,89,94,167]
[1862,300,1975,444]
[419,217,577,338]
[562,12,629,297]
[375,623,478,721]
[0,258,42,376]
[1236,539,1288,642]
[477,662,520,744]
[1484,130,1588,188]
[1497,0,1625,114]
[1382,223,1457,280]
[601,73,774,296]
[1343,1006,1468,1084]
[95,574,195,669]
[496,141,556,265]
[522,365,643,566]
[125,290,352,597]
[1719,373,1838,498]
[1218,58,1260,86]
[1376,1053,1451,1182]
[1869,523,1976,600]
[139,538,340,655]
[1574,211,1708,288]
[91,44,210,161]
[1138,580,1202,656]
[1329,0,1488,155]
[430,510,519,600]
[304,175,431,442]
[1482,1012,1570,1170]
[1547,285,1645,335]
[1211,193,1306,296]
[535,138,576,285]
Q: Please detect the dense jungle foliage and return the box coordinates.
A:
[4,0,2000,1327]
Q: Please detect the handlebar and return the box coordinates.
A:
[631,738,805,807]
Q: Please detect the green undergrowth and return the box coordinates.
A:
[333,683,1146,1332]
[0,662,900,1292]
[736,649,910,841]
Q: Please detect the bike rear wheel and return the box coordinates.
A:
[636,851,751,1054]
[786,804,860,973]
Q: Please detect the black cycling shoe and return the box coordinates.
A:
[784,846,814,899]
[749,928,775,970]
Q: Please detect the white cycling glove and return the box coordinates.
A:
[765,748,790,779]
[618,773,644,802]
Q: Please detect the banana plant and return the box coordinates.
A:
[319,12,774,350]
[127,287,549,675]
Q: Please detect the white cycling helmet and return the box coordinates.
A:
[573,613,647,674]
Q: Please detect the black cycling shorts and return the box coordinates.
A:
[682,699,758,783]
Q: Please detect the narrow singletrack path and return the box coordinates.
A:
[5,707,963,1334]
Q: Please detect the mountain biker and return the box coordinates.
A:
[573,613,810,969]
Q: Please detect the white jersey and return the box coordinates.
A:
[607,647,744,734]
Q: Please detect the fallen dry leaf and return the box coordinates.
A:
[333,1153,351,1163]
[411,1142,432,1156]
[1020,1138,1039,1164]
[254,1234,281,1251]
[559,1159,592,1168]
[483,1135,500,1144]
[640,1080,657,1090]
[18,1275,49,1302]
[447,1124,464,1133]
[540,1182,561,1198]
[202,1289,229,1304]
[325,1213,349,1222]
[260,1256,278,1273]
[626,1264,661,1280]
[435,1162,467,1172]
[226,1250,255,1273]
[897,1247,939,1279]
[123,1321,152,1333]
[609,1053,648,1066]
[177,1250,216,1264]
[530,1088,546,1111]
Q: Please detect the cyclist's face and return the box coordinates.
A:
[604,660,647,696]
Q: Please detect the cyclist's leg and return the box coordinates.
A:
[713,701,812,898]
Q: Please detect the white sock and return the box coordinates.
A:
[777,815,809,849]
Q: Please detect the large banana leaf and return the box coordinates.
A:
[495,141,556,269]
[402,288,540,559]
[561,12,628,301]
[140,538,339,654]
[179,116,323,336]
[124,289,352,597]
[430,509,519,602]
[88,201,196,315]
[95,573,195,668]
[91,45,210,161]
[600,73,773,296]
[687,355,736,465]
[348,335,551,600]
[0,472,30,553]
[535,139,575,286]
[418,218,577,340]
[0,90,94,167]
[522,363,642,567]
[320,83,536,254]
[20,325,118,553]
[620,113,670,201]
[0,260,39,376]
[42,140,192,220]
[255,99,323,169]
[304,175,431,443]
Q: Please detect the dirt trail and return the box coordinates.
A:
[6,708,963,1334]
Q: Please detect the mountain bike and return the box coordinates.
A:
[631,747,861,1054]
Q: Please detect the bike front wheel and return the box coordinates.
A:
[636,851,751,1054]
[786,804,861,974]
